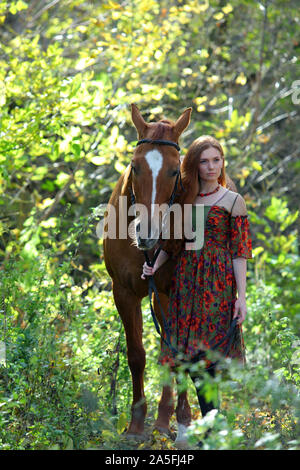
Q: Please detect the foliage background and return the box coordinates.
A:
[0,0,299,450]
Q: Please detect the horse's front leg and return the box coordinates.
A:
[155,383,175,436]
[112,280,146,436]
[175,381,192,449]
[151,292,174,435]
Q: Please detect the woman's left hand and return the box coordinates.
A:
[233,297,247,325]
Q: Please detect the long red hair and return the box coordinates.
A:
[163,136,228,257]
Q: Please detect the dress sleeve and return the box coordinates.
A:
[229,215,253,259]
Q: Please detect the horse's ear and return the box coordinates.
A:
[225,174,237,192]
[131,103,148,138]
[121,163,132,195]
[173,107,192,139]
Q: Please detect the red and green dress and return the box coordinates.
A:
[159,201,253,369]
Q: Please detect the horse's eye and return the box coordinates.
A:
[172,169,179,177]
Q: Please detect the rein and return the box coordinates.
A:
[130,138,238,370]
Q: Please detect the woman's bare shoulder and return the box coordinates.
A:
[229,192,248,216]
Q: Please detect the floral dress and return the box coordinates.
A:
[159,190,253,370]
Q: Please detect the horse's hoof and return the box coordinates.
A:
[174,424,191,450]
[154,426,176,441]
[174,439,191,450]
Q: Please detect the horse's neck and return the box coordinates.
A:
[109,168,135,229]
[111,166,131,205]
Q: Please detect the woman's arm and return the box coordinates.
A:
[232,257,247,324]
[141,249,169,279]
[233,257,247,298]
[230,194,251,324]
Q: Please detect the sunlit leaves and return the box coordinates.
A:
[251,161,262,171]
[224,110,252,133]
[235,73,247,85]
[222,3,233,15]
[265,197,290,223]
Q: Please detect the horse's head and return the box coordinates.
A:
[129,103,192,251]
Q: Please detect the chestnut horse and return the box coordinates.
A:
[103,104,192,438]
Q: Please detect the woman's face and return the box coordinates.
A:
[197,146,223,183]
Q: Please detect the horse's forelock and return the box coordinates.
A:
[150,121,173,140]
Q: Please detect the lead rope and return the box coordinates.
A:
[128,163,184,358]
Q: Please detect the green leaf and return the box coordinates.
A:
[116,412,127,435]
[71,143,81,158]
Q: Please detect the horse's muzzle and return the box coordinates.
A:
[137,236,159,251]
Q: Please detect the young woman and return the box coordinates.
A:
[141,136,252,434]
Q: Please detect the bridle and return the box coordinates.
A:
[128,138,183,206]
[136,138,180,152]
[128,138,184,274]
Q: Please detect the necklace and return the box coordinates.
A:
[198,184,220,197]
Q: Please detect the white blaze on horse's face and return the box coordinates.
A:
[144,149,163,220]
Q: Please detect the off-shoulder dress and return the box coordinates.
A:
[159,189,253,369]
